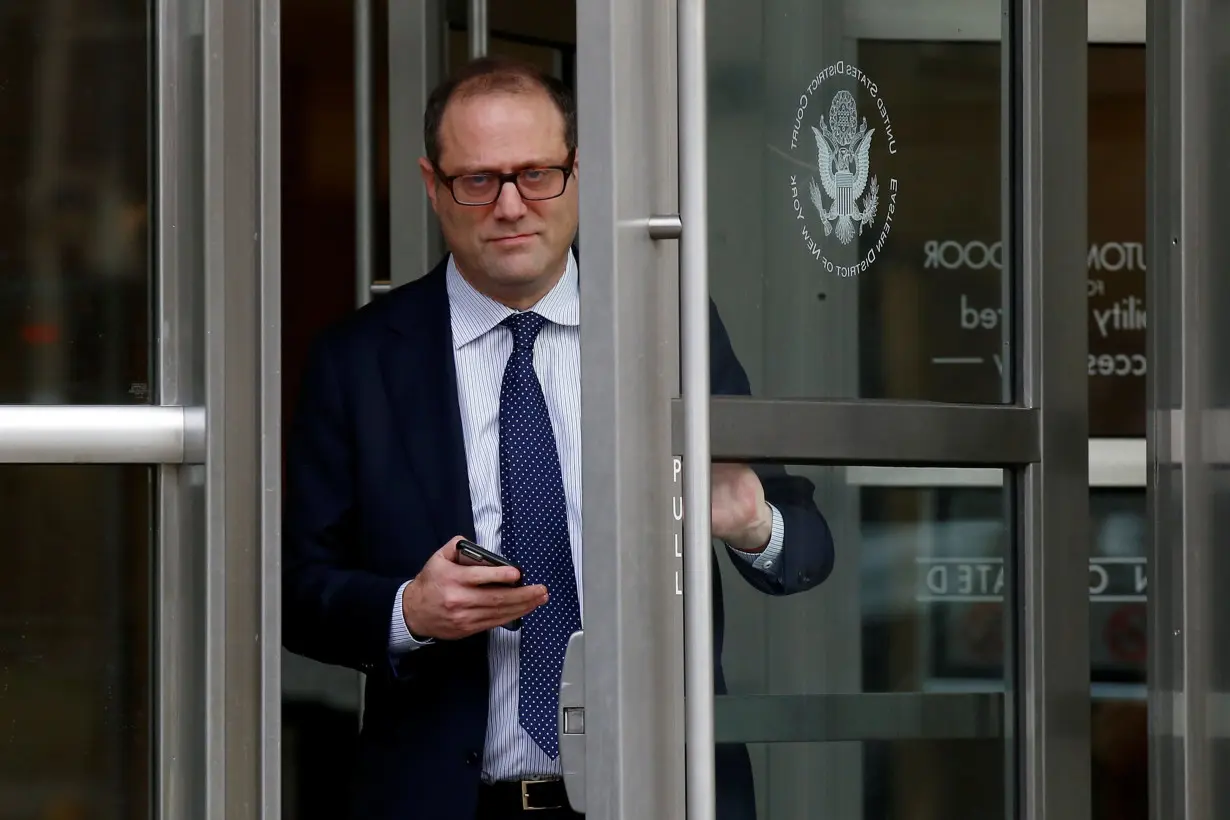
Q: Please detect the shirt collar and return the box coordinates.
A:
[446,249,579,349]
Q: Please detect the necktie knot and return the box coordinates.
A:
[502,311,548,352]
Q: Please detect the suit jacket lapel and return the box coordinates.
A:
[378,262,476,547]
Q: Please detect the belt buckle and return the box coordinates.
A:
[520,777,560,811]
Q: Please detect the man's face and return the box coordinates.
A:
[420,89,577,306]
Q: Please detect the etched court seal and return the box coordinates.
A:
[787,62,900,277]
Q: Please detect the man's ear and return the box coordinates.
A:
[418,156,439,210]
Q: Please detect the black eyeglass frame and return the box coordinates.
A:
[433,150,576,206]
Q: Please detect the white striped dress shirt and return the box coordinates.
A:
[389,250,784,780]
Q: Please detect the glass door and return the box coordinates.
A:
[570,0,1091,817]
[0,0,281,817]
[0,4,165,818]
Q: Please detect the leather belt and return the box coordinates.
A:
[478,777,568,812]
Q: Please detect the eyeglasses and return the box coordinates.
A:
[435,154,575,206]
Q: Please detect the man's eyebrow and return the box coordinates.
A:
[444,157,569,175]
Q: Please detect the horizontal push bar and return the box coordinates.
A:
[0,405,206,464]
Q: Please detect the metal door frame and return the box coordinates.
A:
[160,0,284,816]
[1146,0,1228,816]
[575,0,1090,818]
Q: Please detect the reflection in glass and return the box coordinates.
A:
[1088,46,1146,438]
[716,466,1010,820]
[1087,42,1147,820]
[707,35,1145,419]
[854,42,1005,406]
[715,464,1149,819]
[0,466,151,820]
[1089,490,1147,820]
[0,1,151,404]
[707,19,1006,403]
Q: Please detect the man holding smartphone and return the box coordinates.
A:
[282,55,835,820]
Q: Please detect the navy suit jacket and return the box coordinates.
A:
[282,255,836,819]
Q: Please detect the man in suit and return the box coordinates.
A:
[283,56,836,820]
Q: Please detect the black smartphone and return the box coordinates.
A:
[457,540,523,582]
[456,540,524,631]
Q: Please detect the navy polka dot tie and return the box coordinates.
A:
[498,311,581,759]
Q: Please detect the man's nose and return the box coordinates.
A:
[493,180,528,219]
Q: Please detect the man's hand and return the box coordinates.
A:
[402,536,549,641]
[711,463,774,553]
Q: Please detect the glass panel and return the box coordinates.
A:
[0,1,151,404]
[1089,491,1147,689]
[707,464,1011,819]
[1089,490,1146,820]
[709,469,1149,819]
[0,465,151,819]
[708,0,1008,403]
[1088,45,1146,438]
[443,0,575,83]
[1088,40,1147,820]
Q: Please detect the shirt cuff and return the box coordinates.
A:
[727,503,785,574]
[390,579,434,653]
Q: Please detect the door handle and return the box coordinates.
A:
[558,629,586,813]
[679,0,717,818]
[648,213,683,240]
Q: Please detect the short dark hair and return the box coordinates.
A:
[423,56,577,169]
